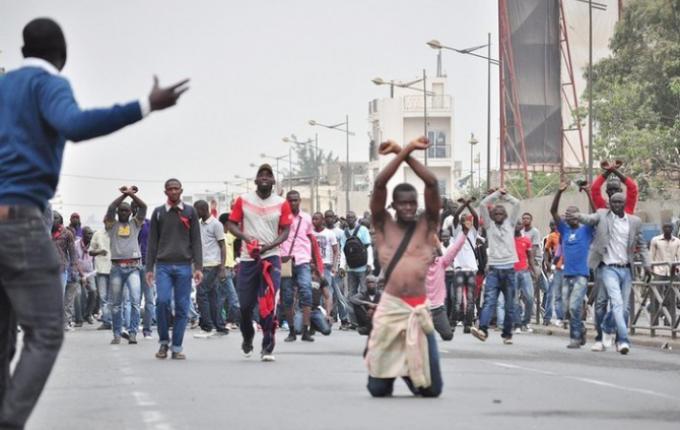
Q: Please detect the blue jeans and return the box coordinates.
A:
[479,267,516,338]
[196,266,230,331]
[596,266,632,344]
[562,275,588,340]
[367,332,442,397]
[110,264,142,337]
[221,268,241,323]
[347,269,367,296]
[294,308,332,335]
[326,264,348,322]
[514,270,534,327]
[155,263,192,353]
[96,274,111,326]
[281,263,313,308]
[545,269,565,321]
[139,266,156,335]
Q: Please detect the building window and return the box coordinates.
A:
[427,130,449,159]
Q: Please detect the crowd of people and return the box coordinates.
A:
[2,16,679,430]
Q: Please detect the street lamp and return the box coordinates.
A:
[428,34,498,188]
[372,73,435,165]
[283,134,318,212]
[309,117,355,213]
[469,133,479,191]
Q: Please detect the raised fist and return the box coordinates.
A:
[378,140,402,155]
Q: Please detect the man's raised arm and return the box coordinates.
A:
[404,138,440,228]
[551,180,568,225]
[370,140,412,228]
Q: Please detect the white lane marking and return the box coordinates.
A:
[492,361,680,402]
[142,410,175,430]
[564,376,680,402]
[492,362,556,376]
[132,391,157,407]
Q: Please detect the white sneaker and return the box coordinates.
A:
[553,319,563,327]
[193,330,216,339]
[515,327,522,334]
[143,333,154,340]
[261,353,275,362]
[617,342,630,355]
[602,332,614,348]
[591,341,605,352]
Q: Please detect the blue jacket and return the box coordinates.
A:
[0,61,143,209]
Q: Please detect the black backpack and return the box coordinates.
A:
[343,225,368,269]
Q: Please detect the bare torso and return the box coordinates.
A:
[374,214,436,298]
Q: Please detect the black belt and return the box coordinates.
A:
[605,263,630,268]
[0,205,42,221]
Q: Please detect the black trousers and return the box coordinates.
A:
[0,216,64,429]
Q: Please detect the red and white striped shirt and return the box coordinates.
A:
[229,192,293,261]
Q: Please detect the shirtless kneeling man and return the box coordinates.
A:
[364,137,442,397]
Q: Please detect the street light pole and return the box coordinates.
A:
[423,69,428,166]
[315,133,320,211]
[486,32,492,188]
[588,0,594,184]
[345,114,350,213]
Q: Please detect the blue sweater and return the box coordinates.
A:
[0,65,143,209]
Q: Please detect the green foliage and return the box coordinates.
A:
[504,172,562,199]
[291,145,338,181]
[586,0,680,199]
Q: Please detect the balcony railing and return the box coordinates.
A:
[403,95,452,112]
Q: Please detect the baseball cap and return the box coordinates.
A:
[257,163,274,176]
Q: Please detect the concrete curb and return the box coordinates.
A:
[531,324,680,352]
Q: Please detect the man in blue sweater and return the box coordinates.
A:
[0,18,188,429]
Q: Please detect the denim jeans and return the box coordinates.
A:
[281,263,313,307]
[347,269,367,296]
[63,282,79,325]
[367,333,442,397]
[77,276,97,321]
[294,308,332,335]
[139,266,156,335]
[562,275,588,340]
[155,263,193,353]
[479,267,516,338]
[514,270,534,327]
[453,270,476,327]
[545,269,565,321]
[196,266,227,332]
[221,268,241,323]
[96,274,111,326]
[597,266,632,344]
[326,264,348,322]
[110,264,142,337]
[237,256,281,354]
[431,306,453,341]
[0,215,64,429]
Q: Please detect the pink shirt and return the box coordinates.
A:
[281,212,314,265]
[425,233,465,308]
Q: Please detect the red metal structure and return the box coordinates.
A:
[498,0,586,196]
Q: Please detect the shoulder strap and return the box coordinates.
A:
[465,232,479,260]
[381,222,417,286]
[286,216,303,257]
[352,225,361,238]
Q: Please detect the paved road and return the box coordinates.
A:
[20,325,680,430]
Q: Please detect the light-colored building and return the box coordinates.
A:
[367,74,462,205]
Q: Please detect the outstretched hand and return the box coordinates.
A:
[378,140,402,155]
[148,75,190,111]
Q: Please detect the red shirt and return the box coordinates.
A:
[591,174,638,214]
[514,236,532,271]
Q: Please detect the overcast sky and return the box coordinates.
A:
[1,0,499,222]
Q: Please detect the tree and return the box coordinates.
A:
[586,0,680,199]
[288,144,338,182]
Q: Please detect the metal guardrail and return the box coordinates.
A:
[534,262,679,339]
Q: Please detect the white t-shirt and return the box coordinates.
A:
[452,225,478,272]
[313,228,338,265]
